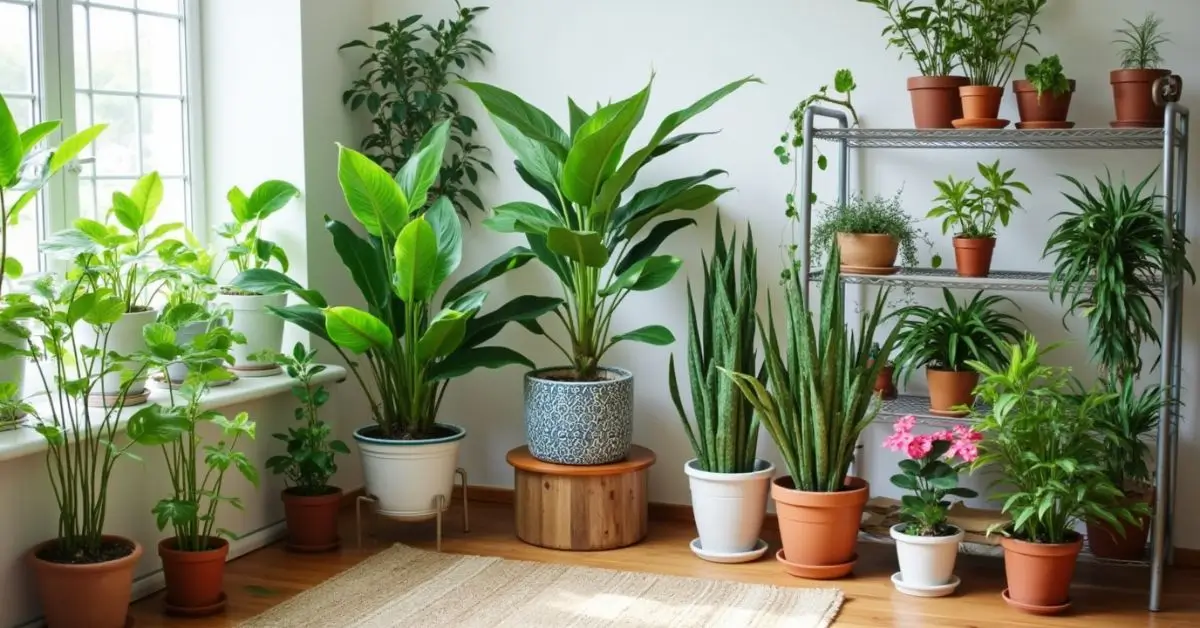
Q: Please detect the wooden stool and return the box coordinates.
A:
[506,445,655,551]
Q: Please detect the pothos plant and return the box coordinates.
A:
[883,417,981,537]
[215,180,301,291]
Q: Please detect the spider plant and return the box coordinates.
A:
[892,288,1023,382]
[1116,13,1170,70]
[1092,376,1161,492]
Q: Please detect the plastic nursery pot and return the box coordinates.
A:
[1110,69,1177,128]
[959,85,1004,121]
[1001,534,1083,613]
[28,535,142,628]
[1086,489,1154,561]
[772,475,868,580]
[835,233,899,273]
[907,76,969,128]
[890,524,964,591]
[158,536,230,616]
[282,486,344,553]
[952,236,996,278]
[926,368,978,417]
[872,363,898,400]
[1012,79,1076,124]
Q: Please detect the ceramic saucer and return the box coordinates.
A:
[689,538,769,564]
[891,572,961,597]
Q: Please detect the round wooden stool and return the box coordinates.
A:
[506,445,656,551]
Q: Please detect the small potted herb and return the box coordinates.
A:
[1013,54,1075,128]
[1111,13,1178,128]
[868,342,897,400]
[262,343,351,553]
[927,161,1030,277]
[883,417,980,597]
[811,190,933,275]
[954,0,1046,126]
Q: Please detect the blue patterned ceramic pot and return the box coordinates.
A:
[524,366,634,465]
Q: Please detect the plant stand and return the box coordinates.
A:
[506,445,654,550]
[354,467,469,551]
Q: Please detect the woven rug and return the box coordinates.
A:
[241,544,843,628]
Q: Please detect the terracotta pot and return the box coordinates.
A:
[959,85,1004,120]
[952,236,995,277]
[836,233,898,271]
[1086,489,1153,561]
[907,76,969,128]
[159,536,230,616]
[871,362,897,400]
[1110,69,1176,127]
[772,475,868,579]
[926,368,978,415]
[1001,535,1082,612]
[28,535,142,628]
[283,486,344,552]
[1013,79,1075,123]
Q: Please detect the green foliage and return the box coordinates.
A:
[968,336,1147,543]
[260,343,350,494]
[1116,13,1169,70]
[811,190,933,271]
[892,289,1023,379]
[463,75,759,379]
[669,221,760,474]
[340,3,492,216]
[723,245,896,492]
[215,180,300,278]
[1044,170,1192,380]
[927,160,1030,239]
[858,0,964,76]
[1092,376,1161,491]
[955,0,1046,86]
[0,381,33,431]
[231,121,558,439]
[1023,54,1071,100]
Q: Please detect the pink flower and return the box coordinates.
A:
[948,439,979,463]
[895,415,916,433]
[906,434,934,459]
[953,424,983,442]
[931,429,954,442]
[883,429,914,453]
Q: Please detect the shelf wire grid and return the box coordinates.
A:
[812,127,1177,150]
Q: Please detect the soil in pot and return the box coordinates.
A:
[959,85,1004,121]
[1086,489,1153,561]
[1013,79,1075,123]
[29,536,142,628]
[908,76,969,128]
[1110,69,1174,127]
[772,475,868,579]
[835,233,898,272]
[952,237,996,278]
[158,536,230,616]
[283,486,344,552]
[1001,534,1082,612]
[926,368,978,416]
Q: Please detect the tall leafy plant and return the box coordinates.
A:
[1092,376,1161,492]
[669,221,760,474]
[463,75,760,380]
[215,180,301,281]
[954,0,1046,87]
[858,0,964,76]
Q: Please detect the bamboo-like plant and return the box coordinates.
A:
[724,246,897,492]
[668,221,760,474]
[1116,13,1169,70]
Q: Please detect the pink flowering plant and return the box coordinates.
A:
[884,416,980,537]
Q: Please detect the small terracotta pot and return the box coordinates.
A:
[1086,489,1153,561]
[871,362,897,400]
[1001,535,1082,612]
[1013,79,1075,123]
[772,475,868,579]
[907,76,970,128]
[1110,69,1176,127]
[836,233,898,271]
[926,368,978,415]
[952,237,996,278]
[159,536,230,616]
[283,486,344,552]
[959,85,1004,121]
[28,535,142,628]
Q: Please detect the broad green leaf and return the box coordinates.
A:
[111,192,143,233]
[83,296,127,325]
[613,218,695,275]
[324,306,392,353]
[417,309,468,362]
[2,257,22,280]
[492,117,562,190]
[254,237,289,272]
[483,201,563,235]
[40,228,102,258]
[623,184,730,237]
[228,186,251,223]
[463,295,563,348]
[601,255,681,296]
[337,144,409,236]
[395,120,450,211]
[0,96,22,184]
[229,268,328,308]
[48,124,107,174]
[611,324,675,346]
[19,120,60,154]
[428,346,535,381]
[66,292,97,326]
[443,246,536,305]
[143,322,176,348]
[246,180,300,221]
[423,197,462,292]
[459,81,570,159]
[567,97,589,139]
[267,304,329,342]
[546,227,608,268]
[393,217,438,302]
[126,405,189,445]
[325,217,388,310]
[562,82,651,206]
[613,169,726,233]
[129,171,164,226]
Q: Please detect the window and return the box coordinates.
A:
[0,0,44,274]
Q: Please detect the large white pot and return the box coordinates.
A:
[353,423,464,521]
[891,523,964,589]
[0,326,28,394]
[74,308,158,396]
[685,458,774,556]
[164,319,221,383]
[214,291,286,369]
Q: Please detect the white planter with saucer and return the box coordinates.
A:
[684,458,773,563]
[890,523,964,597]
[214,291,285,376]
[74,308,158,406]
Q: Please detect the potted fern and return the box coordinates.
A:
[669,221,770,563]
[1110,13,1178,128]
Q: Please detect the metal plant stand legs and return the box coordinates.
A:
[356,467,470,552]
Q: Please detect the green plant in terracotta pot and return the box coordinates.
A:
[811,190,933,275]
[1013,54,1076,127]
[868,342,898,400]
[1110,13,1178,128]
[953,0,1046,126]
[927,161,1030,277]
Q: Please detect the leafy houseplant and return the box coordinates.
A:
[927,161,1030,277]
[340,3,492,215]
[1013,54,1075,126]
[954,0,1047,123]
[463,75,758,465]
[724,245,896,579]
[158,231,232,383]
[1111,13,1176,127]
[892,288,1023,416]
[669,222,770,561]
[0,381,33,431]
[810,190,934,274]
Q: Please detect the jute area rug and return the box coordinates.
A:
[240,544,843,627]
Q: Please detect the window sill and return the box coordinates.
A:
[0,364,347,463]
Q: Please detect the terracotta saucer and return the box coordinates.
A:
[840,265,899,276]
[1002,589,1072,615]
[776,549,856,580]
[928,407,970,418]
[165,592,228,617]
[1016,121,1075,130]
[1110,120,1162,129]
[952,118,1011,129]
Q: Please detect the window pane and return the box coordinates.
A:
[0,3,33,93]
[87,7,137,91]
[141,97,183,175]
[91,0,135,8]
[92,94,139,175]
[73,4,90,90]
[79,179,96,220]
[137,0,179,15]
[95,179,133,217]
[138,15,181,94]
[6,97,32,127]
[155,178,185,228]
[6,210,39,280]
[75,93,96,176]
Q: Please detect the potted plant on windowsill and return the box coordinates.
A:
[213,180,300,375]
[927,161,1030,277]
[892,288,1023,416]
[158,231,236,384]
[231,121,558,524]
[1110,13,1179,128]
[953,0,1045,127]
[1013,54,1075,128]
[969,336,1146,614]
[669,221,771,563]
[724,245,895,579]
[260,343,350,552]
[811,190,933,276]
[868,342,898,400]
[462,75,759,465]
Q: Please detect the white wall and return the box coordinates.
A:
[368,0,1200,547]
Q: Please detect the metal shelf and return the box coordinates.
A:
[810,266,1166,297]
[874,394,979,426]
[812,127,1173,150]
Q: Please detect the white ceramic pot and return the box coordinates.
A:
[164,320,212,383]
[214,291,286,369]
[74,308,158,396]
[891,523,964,589]
[0,326,28,394]
[353,423,464,521]
[685,458,774,557]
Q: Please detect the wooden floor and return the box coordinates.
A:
[130,499,1200,627]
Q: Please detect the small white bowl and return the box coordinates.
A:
[689,538,769,564]
[891,572,961,597]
